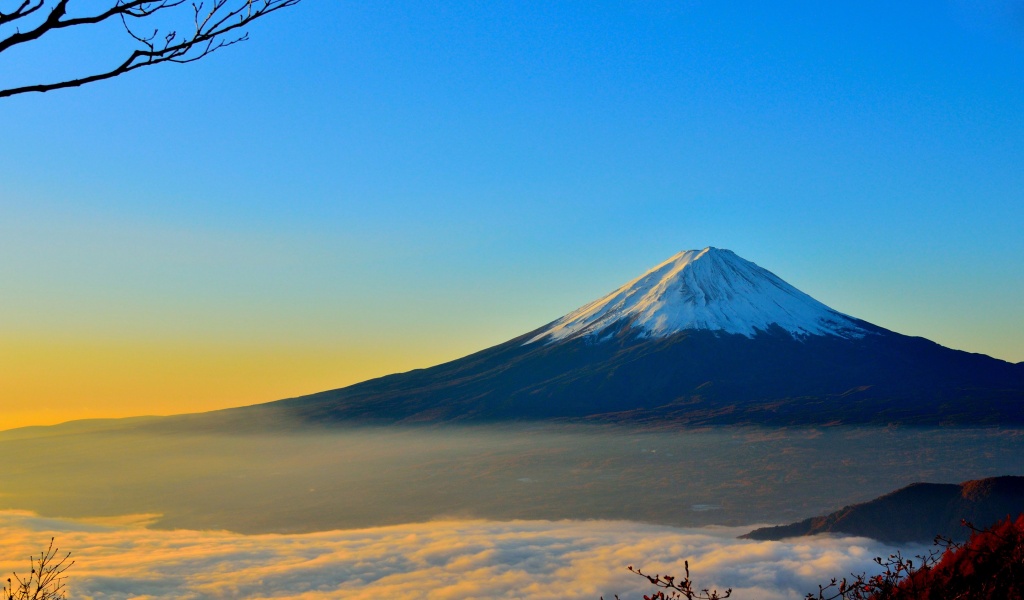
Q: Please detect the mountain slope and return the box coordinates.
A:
[209,247,1023,427]
[742,476,1024,543]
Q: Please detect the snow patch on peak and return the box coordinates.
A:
[528,247,867,344]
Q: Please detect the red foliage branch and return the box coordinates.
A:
[886,514,1024,600]
[620,515,1024,600]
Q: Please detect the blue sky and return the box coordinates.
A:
[1,1,1022,424]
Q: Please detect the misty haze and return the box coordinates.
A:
[3,423,1021,533]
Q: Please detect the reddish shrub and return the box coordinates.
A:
[882,514,1024,600]
[622,515,1024,600]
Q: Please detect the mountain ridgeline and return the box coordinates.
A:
[743,476,1024,543]
[222,248,1023,427]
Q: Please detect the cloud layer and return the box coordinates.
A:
[0,511,914,600]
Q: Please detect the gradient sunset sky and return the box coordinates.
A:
[2,1,1022,428]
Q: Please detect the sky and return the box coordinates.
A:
[1,1,1023,428]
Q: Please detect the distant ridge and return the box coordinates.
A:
[742,476,1024,543]
[171,247,1024,428]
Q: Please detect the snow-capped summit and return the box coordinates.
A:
[529,247,867,344]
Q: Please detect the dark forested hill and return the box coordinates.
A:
[743,476,1024,543]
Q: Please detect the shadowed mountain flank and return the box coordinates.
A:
[743,476,1024,543]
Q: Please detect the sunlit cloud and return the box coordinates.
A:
[0,511,917,600]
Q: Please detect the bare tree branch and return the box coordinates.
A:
[3,537,74,600]
[0,0,302,98]
[0,0,45,28]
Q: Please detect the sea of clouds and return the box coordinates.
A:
[0,510,919,600]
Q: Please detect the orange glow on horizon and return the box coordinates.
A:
[0,336,465,430]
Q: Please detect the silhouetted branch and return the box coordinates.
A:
[0,0,301,98]
[3,537,73,600]
[603,561,732,600]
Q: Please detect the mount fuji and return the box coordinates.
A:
[215,248,1024,427]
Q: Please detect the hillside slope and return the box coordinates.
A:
[743,476,1024,543]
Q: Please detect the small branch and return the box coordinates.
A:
[3,537,73,600]
[0,0,301,98]
[0,2,183,53]
[0,0,45,27]
[627,563,732,600]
